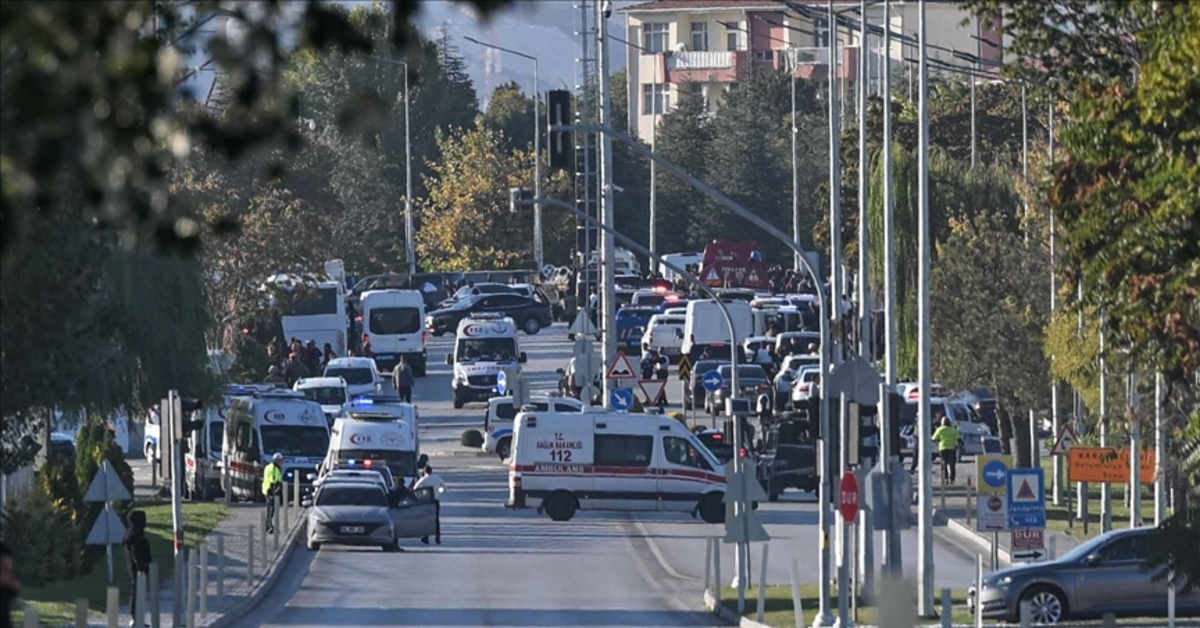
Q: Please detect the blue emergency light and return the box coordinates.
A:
[351,397,375,406]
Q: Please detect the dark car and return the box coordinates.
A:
[684,360,722,410]
[756,414,818,500]
[709,364,772,413]
[436,282,519,309]
[695,429,734,464]
[426,293,552,336]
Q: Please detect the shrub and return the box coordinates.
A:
[1,480,84,587]
[460,430,484,448]
[74,416,134,569]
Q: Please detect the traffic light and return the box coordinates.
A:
[179,398,205,433]
[547,90,573,170]
[887,392,905,457]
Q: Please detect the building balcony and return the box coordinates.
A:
[662,50,749,84]
[774,46,857,80]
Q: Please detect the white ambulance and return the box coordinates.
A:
[323,408,425,489]
[508,411,727,523]
[482,394,585,460]
[446,314,526,409]
[223,389,331,501]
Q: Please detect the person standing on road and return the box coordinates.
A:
[412,465,446,545]
[123,510,152,626]
[262,453,284,532]
[392,357,415,403]
[931,415,960,483]
[0,541,20,628]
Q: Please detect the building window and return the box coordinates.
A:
[726,22,744,51]
[642,83,668,115]
[690,22,708,51]
[752,50,774,62]
[814,17,831,48]
[643,23,668,53]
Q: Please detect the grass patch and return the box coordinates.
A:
[15,502,227,626]
[718,584,974,627]
[1042,459,1157,540]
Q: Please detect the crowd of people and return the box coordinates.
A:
[263,337,338,387]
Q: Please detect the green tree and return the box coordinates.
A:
[479,81,536,154]
[652,83,713,255]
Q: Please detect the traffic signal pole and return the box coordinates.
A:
[595,0,618,409]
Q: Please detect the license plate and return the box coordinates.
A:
[340,526,364,534]
[663,347,680,355]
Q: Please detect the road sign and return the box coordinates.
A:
[610,388,634,412]
[1049,424,1077,456]
[976,494,1009,532]
[724,463,769,544]
[839,472,860,523]
[638,379,667,406]
[1067,447,1156,484]
[827,356,883,405]
[568,310,597,337]
[84,461,133,503]
[495,371,508,395]
[86,508,127,545]
[605,350,638,380]
[976,454,1012,496]
[1010,528,1045,562]
[702,370,724,393]
[1007,467,1046,529]
[677,355,693,381]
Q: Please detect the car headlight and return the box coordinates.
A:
[985,575,1012,590]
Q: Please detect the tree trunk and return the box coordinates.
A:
[1011,408,1032,468]
[997,405,1014,456]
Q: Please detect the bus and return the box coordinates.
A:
[265,274,348,357]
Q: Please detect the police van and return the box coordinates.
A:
[508,411,727,523]
[223,389,331,501]
[482,394,585,460]
[359,289,428,375]
[323,408,426,489]
[446,314,526,409]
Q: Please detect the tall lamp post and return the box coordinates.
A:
[464,36,544,271]
[370,56,416,275]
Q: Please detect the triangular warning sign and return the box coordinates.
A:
[638,379,667,405]
[1050,424,1077,455]
[705,267,719,282]
[1017,479,1036,500]
[605,350,638,380]
[724,512,771,543]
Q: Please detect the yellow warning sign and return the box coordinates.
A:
[1067,447,1155,484]
[677,355,693,381]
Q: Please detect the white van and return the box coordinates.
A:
[659,252,703,280]
[640,313,685,360]
[324,411,425,488]
[482,395,585,459]
[360,289,427,376]
[223,389,331,501]
[446,314,526,409]
[682,299,752,361]
[294,377,349,424]
[508,411,727,523]
[323,357,383,399]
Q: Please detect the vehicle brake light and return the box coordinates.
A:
[356,315,364,322]
[739,447,748,457]
[711,433,722,440]
[655,285,666,294]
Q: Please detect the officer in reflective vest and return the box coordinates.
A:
[263,453,284,533]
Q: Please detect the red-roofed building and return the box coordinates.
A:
[617,0,1003,140]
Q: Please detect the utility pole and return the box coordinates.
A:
[1154,372,1166,525]
[880,0,902,577]
[534,58,543,271]
[857,0,871,361]
[596,0,617,407]
[1099,312,1112,532]
[1049,103,1061,506]
[916,0,936,617]
[1128,370,1141,527]
[791,59,801,273]
[404,65,415,275]
[649,52,659,261]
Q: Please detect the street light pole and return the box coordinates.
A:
[596,0,618,409]
[916,0,936,618]
[791,52,801,272]
[649,53,659,262]
[857,0,871,361]
[880,0,901,577]
[404,66,415,275]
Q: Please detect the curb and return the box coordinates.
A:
[938,513,1014,569]
[703,588,772,628]
[199,514,307,628]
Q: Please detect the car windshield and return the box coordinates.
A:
[720,365,768,383]
[457,337,516,362]
[368,307,421,335]
[336,449,417,479]
[261,426,329,457]
[694,361,720,376]
[301,386,347,405]
[315,486,387,507]
[208,422,222,453]
[324,367,374,385]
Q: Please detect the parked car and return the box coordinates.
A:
[426,293,552,336]
[684,360,722,410]
[436,282,519,309]
[708,364,772,413]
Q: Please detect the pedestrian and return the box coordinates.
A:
[392,356,415,403]
[931,415,960,484]
[263,364,286,385]
[123,510,152,626]
[262,453,284,532]
[0,541,19,628]
[412,465,446,545]
[321,343,336,370]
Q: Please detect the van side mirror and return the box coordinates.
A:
[519,352,527,363]
[301,497,313,507]
[444,353,453,366]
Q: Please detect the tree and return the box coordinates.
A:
[653,83,713,255]
[415,126,572,270]
[479,81,536,154]
[932,211,1051,463]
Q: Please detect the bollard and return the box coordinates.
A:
[1102,612,1116,628]
[248,524,257,581]
[282,492,290,533]
[186,555,198,628]
[293,472,300,515]
[704,538,713,596]
[940,588,952,628]
[199,539,209,618]
[1019,600,1033,628]
[149,562,161,628]
[22,604,38,628]
[135,571,147,628]
[259,514,268,569]
[272,496,281,553]
[714,541,722,608]
[216,533,226,605]
[106,585,119,628]
[1048,536,1057,561]
[790,560,804,628]
[974,555,984,628]
[966,477,974,525]
[74,598,88,628]
[756,543,769,624]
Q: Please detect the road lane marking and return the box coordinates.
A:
[631,516,699,583]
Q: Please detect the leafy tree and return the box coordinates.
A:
[479,82,537,154]
[653,83,713,255]
[932,211,1050,464]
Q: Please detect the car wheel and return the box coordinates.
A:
[496,437,512,461]
[699,492,725,524]
[1021,585,1068,624]
[523,318,541,335]
[543,491,577,522]
[306,538,320,551]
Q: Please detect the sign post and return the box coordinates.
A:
[84,461,132,585]
[677,355,693,420]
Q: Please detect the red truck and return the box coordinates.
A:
[700,239,770,291]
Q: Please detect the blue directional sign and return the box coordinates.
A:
[495,371,508,395]
[1007,467,1046,529]
[610,388,634,412]
[982,459,1008,489]
[702,370,724,393]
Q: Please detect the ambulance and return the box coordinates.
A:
[322,407,425,489]
[223,389,331,501]
[507,411,727,523]
[482,394,585,460]
[446,313,526,409]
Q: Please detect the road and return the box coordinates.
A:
[221,324,988,627]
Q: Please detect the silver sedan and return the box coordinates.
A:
[305,481,397,552]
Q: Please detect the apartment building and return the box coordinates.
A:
[619,0,1003,141]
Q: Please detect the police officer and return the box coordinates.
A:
[262,453,284,532]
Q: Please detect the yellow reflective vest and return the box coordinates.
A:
[932,425,960,451]
[262,463,283,496]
